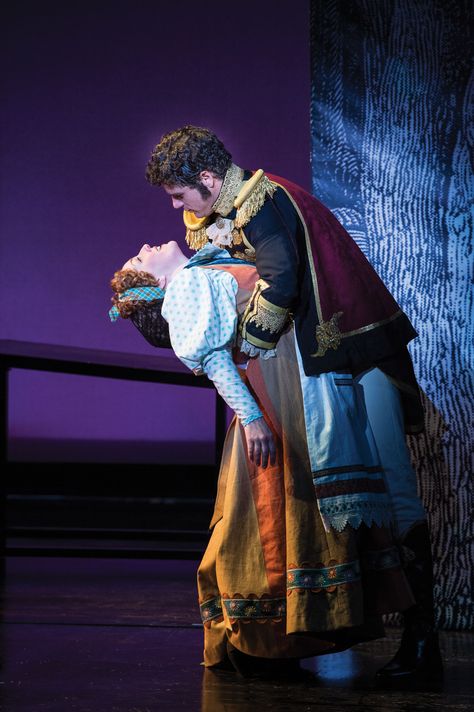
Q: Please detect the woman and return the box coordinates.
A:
[109,240,414,678]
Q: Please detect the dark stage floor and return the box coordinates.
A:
[1,556,473,712]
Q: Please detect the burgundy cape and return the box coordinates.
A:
[264,174,424,433]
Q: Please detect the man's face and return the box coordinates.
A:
[163,182,216,218]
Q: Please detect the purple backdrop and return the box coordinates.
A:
[1,0,311,463]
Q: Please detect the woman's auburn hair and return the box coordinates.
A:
[110,269,161,319]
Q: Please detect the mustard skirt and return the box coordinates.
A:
[197,329,414,667]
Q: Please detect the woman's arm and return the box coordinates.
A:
[162,267,277,467]
[202,348,276,468]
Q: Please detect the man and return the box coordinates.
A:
[144,125,442,687]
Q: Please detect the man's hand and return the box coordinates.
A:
[243,417,277,469]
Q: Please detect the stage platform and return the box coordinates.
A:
[1,555,473,712]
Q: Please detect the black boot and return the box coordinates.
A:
[375,522,443,689]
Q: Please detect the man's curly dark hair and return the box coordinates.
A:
[145,125,232,198]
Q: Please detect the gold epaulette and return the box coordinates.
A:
[183,210,209,250]
[234,170,277,229]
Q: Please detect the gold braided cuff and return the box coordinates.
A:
[240,279,289,349]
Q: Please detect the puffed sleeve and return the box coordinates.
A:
[162,267,263,426]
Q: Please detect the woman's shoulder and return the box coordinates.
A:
[163,264,237,315]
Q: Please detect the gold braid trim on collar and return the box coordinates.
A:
[234,170,277,229]
[211,163,245,216]
[183,163,244,250]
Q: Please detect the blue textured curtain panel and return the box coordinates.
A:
[310,0,473,630]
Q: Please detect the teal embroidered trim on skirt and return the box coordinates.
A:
[199,549,402,623]
[222,596,286,620]
[201,559,362,623]
[200,596,223,623]
[287,560,360,590]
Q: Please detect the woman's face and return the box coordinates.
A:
[122,241,184,279]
